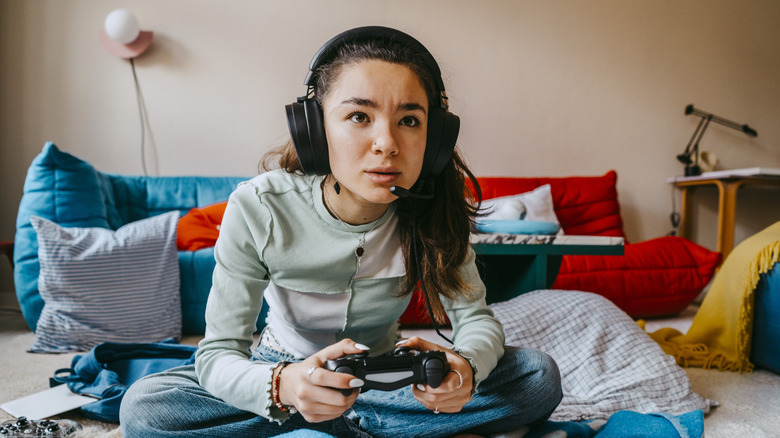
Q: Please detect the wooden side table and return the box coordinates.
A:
[669,172,780,260]
[471,234,624,304]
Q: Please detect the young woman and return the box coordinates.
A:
[120,26,562,438]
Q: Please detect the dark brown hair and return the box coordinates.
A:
[262,38,482,324]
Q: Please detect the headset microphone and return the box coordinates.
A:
[390,186,432,200]
[390,180,434,200]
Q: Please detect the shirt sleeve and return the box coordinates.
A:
[194,184,290,423]
[442,246,505,390]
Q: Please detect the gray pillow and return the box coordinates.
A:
[29,212,181,353]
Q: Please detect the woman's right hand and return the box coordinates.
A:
[277,339,368,423]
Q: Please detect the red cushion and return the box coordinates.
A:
[399,287,441,326]
[474,170,625,238]
[177,201,228,251]
[552,236,721,318]
[402,171,627,327]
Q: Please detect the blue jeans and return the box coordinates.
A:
[120,345,562,437]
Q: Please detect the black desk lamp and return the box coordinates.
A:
[677,104,758,176]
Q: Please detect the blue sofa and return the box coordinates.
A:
[14,143,267,334]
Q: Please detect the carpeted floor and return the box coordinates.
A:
[1,304,779,437]
[648,308,780,438]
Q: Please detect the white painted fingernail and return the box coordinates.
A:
[416,384,426,391]
[350,379,365,388]
[395,339,408,346]
[355,343,370,351]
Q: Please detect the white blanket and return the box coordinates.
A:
[489,290,716,422]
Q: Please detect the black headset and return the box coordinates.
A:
[285,26,460,181]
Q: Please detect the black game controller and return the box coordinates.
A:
[324,346,449,395]
[0,417,82,437]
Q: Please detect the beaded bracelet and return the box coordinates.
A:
[452,348,478,397]
[272,361,294,413]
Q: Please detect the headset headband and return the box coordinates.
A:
[303,26,449,110]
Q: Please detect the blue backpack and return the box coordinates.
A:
[51,340,197,422]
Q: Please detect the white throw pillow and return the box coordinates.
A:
[29,212,181,353]
[479,184,563,234]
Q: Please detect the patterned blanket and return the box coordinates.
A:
[489,290,716,422]
[649,221,780,372]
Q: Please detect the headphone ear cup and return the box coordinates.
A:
[285,98,330,175]
[422,108,460,178]
[302,99,330,175]
[286,101,315,175]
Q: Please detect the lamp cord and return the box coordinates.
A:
[129,58,148,176]
[668,185,681,236]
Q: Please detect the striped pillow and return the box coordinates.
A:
[29,212,181,353]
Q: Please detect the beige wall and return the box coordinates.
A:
[2,0,780,296]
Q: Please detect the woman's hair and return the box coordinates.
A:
[262,37,483,324]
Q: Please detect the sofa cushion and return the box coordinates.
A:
[475,171,625,238]
[29,212,181,352]
[177,202,228,251]
[15,143,114,331]
[15,143,248,333]
[553,236,722,318]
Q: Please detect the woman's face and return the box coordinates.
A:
[322,59,428,211]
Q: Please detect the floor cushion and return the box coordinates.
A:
[554,237,721,318]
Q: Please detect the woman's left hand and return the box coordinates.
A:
[398,336,474,414]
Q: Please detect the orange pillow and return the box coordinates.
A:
[177,201,228,251]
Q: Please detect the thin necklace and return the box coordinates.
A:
[323,182,380,260]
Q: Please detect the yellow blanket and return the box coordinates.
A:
[648,221,780,372]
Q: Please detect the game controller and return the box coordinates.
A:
[0,417,82,437]
[324,346,449,395]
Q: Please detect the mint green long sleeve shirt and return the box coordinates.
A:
[194,170,505,422]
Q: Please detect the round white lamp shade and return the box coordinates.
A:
[100,9,153,59]
[104,9,140,44]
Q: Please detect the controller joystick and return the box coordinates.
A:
[0,417,82,437]
[325,348,449,396]
[393,346,411,355]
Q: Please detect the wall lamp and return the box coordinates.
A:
[98,9,154,175]
[677,104,758,176]
[99,9,153,59]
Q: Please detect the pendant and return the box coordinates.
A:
[355,246,365,258]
